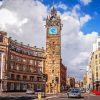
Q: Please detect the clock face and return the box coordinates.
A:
[48,27,57,34]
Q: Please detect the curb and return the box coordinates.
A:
[34,95,58,100]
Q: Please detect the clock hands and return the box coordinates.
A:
[51,28,56,33]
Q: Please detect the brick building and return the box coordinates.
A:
[45,7,67,93]
[0,31,45,92]
[60,63,67,91]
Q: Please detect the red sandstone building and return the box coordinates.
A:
[0,31,45,92]
[45,7,67,93]
[60,63,67,91]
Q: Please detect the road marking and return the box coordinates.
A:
[34,95,57,100]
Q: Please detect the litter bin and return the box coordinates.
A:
[38,92,42,99]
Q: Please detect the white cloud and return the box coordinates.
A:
[0,0,47,47]
[0,9,18,29]
[58,2,67,10]
[0,0,98,80]
[80,14,91,26]
[18,18,28,27]
[80,0,92,5]
[74,4,80,10]
[66,4,81,19]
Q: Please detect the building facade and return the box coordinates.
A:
[60,63,67,91]
[86,66,92,90]
[0,31,45,92]
[83,74,87,90]
[89,37,100,90]
[67,76,75,88]
[45,7,67,93]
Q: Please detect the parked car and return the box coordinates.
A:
[67,88,81,98]
[81,89,86,93]
[26,88,35,94]
[67,88,75,95]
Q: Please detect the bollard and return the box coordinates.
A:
[38,92,42,99]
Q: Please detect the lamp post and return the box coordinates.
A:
[80,69,87,91]
[0,52,4,92]
[43,74,48,98]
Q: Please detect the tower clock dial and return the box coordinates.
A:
[48,27,57,34]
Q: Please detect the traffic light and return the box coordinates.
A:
[43,74,48,82]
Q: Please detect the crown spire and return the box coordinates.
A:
[51,6,57,16]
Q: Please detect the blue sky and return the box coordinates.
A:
[41,0,100,34]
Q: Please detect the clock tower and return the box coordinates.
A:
[45,7,62,93]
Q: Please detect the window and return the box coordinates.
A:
[23,84,27,90]
[37,60,39,66]
[37,52,41,57]
[96,66,98,71]
[52,51,54,54]
[30,67,34,72]
[39,67,42,72]
[16,64,20,71]
[23,76,27,80]
[37,77,42,81]
[23,65,26,71]
[10,63,14,69]
[10,74,14,80]
[35,52,38,56]
[16,56,19,61]
[29,60,33,64]
[37,61,42,67]
[23,59,26,63]
[16,75,20,80]
[35,61,37,66]
[11,55,14,60]
[10,83,14,90]
[95,55,97,59]
[37,67,42,73]
[96,72,98,78]
[52,60,54,64]
[52,80,54,83]
[52,70,54,73]
[30,76,34,81]
[53,42,55,44]
[16,83,20,90]
[37,84,42,90]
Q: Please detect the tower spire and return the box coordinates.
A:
[51,6,57,16]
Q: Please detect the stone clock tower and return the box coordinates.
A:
[45,7,62,93]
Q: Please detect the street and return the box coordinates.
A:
[0,92,100,100]
[47,93,84,100]
[46,93,100,100]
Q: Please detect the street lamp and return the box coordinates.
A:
[43,74,48,98]
[80,69,87,91]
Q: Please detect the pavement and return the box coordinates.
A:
[34,93,63,100]
[0,92,62,100]
[0,92,99,100]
